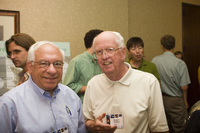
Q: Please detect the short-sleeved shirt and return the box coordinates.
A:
[152,51,191,97]
[83,63,168,133]
[127,58,160,82]
[63,51,102,102]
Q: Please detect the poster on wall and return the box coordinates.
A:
[0,41,71,96]
[0,10,20,41]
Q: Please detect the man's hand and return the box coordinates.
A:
[85,113,117,133]
[78,86,87,94]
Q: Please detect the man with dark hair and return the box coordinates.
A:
[174,51,183,60]
[152,34,191,133]
[63,29,103,102]
[126,37,160,81]
[5,33,36,85]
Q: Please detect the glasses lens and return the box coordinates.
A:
[38,61,49,68]
[35,60,64,68]
[105,48,115,56]
[53,61,64,68]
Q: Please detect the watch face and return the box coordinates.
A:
[0,78,4,89]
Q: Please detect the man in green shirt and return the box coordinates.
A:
[126,37,160,82]
[63,29,103,102]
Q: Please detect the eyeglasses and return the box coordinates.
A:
[93,47,122,59]
[7,49,25,58]
[32,60,64,69]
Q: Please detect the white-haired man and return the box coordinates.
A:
[83,31,169,133]
[0,41,87,133]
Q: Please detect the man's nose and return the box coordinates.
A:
[10,52,16,59]
[101,50,109,58]
[135,48,140,53]
[47,63,57,74]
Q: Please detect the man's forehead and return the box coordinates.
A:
[36,43,56,52]
[8,42,26,51]
[95,39,117,48]
[96,31,115,39]
[95,34,116,44]
[35,44,62,59]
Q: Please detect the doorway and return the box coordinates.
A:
[182,3,200,108]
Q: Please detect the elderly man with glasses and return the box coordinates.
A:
[0,41,87,133]
[83,31,169,133]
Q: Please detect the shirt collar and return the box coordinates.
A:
[118,63,132,85]
[28,76,60,99]
[128,58,147,69]
[84,51,95,62]
[104,62,132,87]
[163,51,174,56]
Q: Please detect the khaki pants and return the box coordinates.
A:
[162,95,188,133]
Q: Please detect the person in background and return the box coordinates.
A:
[152,35,191,133]
[63,29,103,102]
[126,37,160,82]
[184,65,200,133]
[0,41,87,133]
[184,94,200,133]
[83,31,168,133]
[184,110,200,133]
[174,50,183,60]
[5,33,36,85]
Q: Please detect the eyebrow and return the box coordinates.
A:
[8,49,24,52]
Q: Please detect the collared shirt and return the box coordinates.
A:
[17,71,30,85]
[83,63,168,133]
[152,51,191,97]
[127,58,160,82]
[0,76,87,133]
[63,51,102,102]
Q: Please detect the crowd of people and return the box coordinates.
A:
[0,30,195,133]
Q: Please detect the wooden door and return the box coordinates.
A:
[182,3,200,108]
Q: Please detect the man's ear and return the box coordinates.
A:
[26,61,32,74]
[121,46,126,60]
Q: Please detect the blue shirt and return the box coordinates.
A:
[152,51,191,97]
[0,76,87,133]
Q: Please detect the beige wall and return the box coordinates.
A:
[0,0,200,61]
[0,0,129,58]
[128,0,200,61]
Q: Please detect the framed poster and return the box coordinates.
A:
[0,10,20,41]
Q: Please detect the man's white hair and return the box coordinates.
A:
[27,41,65,62]
[92,31,124,50]
[111,31,124,48]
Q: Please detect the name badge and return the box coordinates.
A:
[52,126,68,133]
[106,113,123,128]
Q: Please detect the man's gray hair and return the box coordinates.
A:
[92,31,124,50]
[27,41,65,62]
[111,31,124,48]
